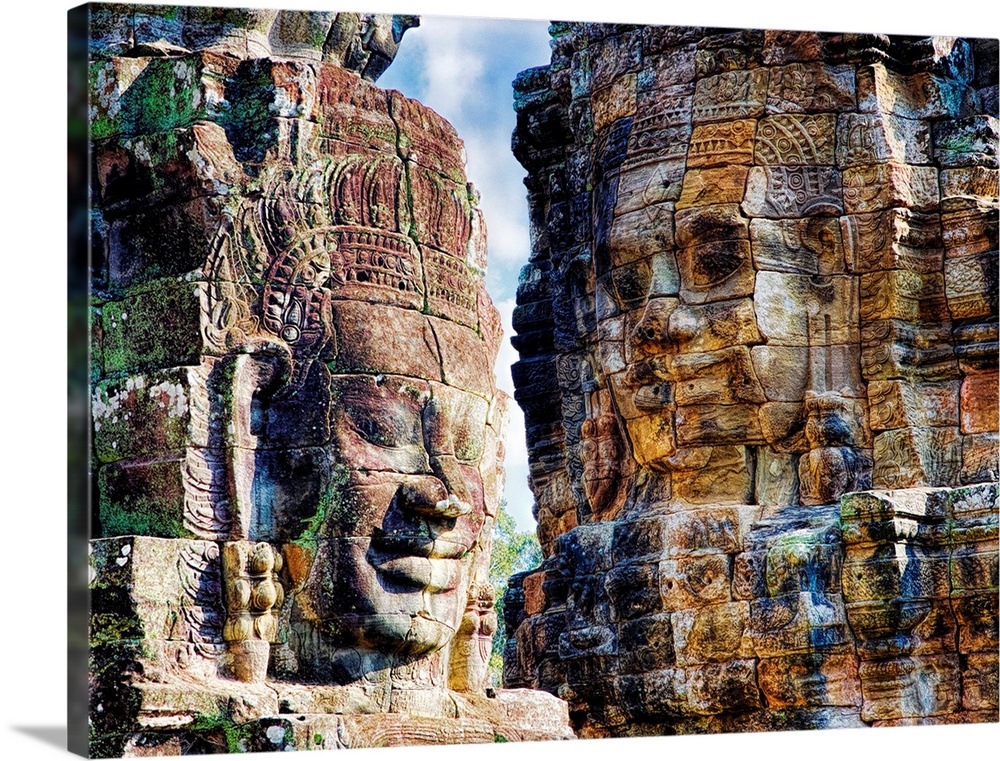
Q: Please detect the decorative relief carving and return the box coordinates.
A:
[221,542,283,682]
[742,165,843,218]
[754,114,836,165]
[692,68,767,123]
[687,119,755,167]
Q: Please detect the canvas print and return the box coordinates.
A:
[73,3,999,757]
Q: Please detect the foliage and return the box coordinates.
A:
[488,501,543,686]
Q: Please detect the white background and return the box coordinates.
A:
[1,0,997,759]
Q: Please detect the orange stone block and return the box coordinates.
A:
[961,372,1000,434]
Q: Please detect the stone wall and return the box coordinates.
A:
[506,23,998,735]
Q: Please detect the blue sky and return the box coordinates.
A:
[379,16,552,531]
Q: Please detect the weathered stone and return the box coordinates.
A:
[872,426,963,488]
[504,19,998,742]
[755,113,837,165]
[750,217,847,275]
[842,162,939,214]
[87,15,577,751]
[742,165,843,218]
[664,504,761,556]
[841,208,943,274]
[939,167,999,212]
[933,116,999,168]
[659,553,732,611]
[692,68,767,123]
[754,272,859,345]
[961,372,1000,434]
[749,592,853,657]
[676,166,750,209]
[667,298,763,353]
[751,344,863,402]
[671,602,751,665]
[673,203,748,248]
[609,203,675,267]
[758,654,862,707]
[836,113,932,168]
[941,204,999,257]
[860,269,948,323]
[766,63,856,113]
[945,251,999,320]
[858,655,961,721]
[868,379,961,431]
[593,75,637,132]
[675,240,755,304]
[687,120,756,167]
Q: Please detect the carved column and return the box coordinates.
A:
[221,541,283,683]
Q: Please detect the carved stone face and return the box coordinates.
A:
[291,373,490,661]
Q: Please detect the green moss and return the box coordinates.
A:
[98,459,187,538]
[494,734,508,743]
[189,711,253,754]
[101,280,204,375]
[294,463,353,546]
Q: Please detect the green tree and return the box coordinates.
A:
[488,501,543,687]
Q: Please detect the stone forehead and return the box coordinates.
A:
[330,301,496,398]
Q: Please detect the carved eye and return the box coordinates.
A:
[353,415,397,447]
[350,409,418,449]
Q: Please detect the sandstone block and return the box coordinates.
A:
[687,119,756,167]
[961,372,999,434]
[755,113,837,165]
[692,68,767,123]
[842,162,939,214]
[758,653,862,707]
[962,651,999,711]
[748,592,853,657]
[933,116,999,168]
[860,269,948,323]
[670,446,756,505]
[673,203,748,248]
[658,553,732,612]
[750,216,846,275]
[742,165,843,218]
[858,655,961,721]
[939,167,999,212]
[102,281,208,373]
[941,204,999,257]
[867,379,961,431]
[857,63,976,120]
[664,504,761,556]
[945,251,999,320]
[766,63,856,114]
[672,602,751,665]
[616,159,687,214]
[667,298,763,354]
[836,113,931,168]
[872,426,963,489]
[609,203,675,267]
[606,563,664,621]
[618,613,676,674]
[961,432,999,485]
[841,208,943,274]
[754,271,859,345]
[676,166,750,209]
[675,240,756,304]
[593,74,637,132]
[676,403,764,445]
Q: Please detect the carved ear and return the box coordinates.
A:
[234,337,293,401]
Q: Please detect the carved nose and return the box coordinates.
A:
[397,478,472,519]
